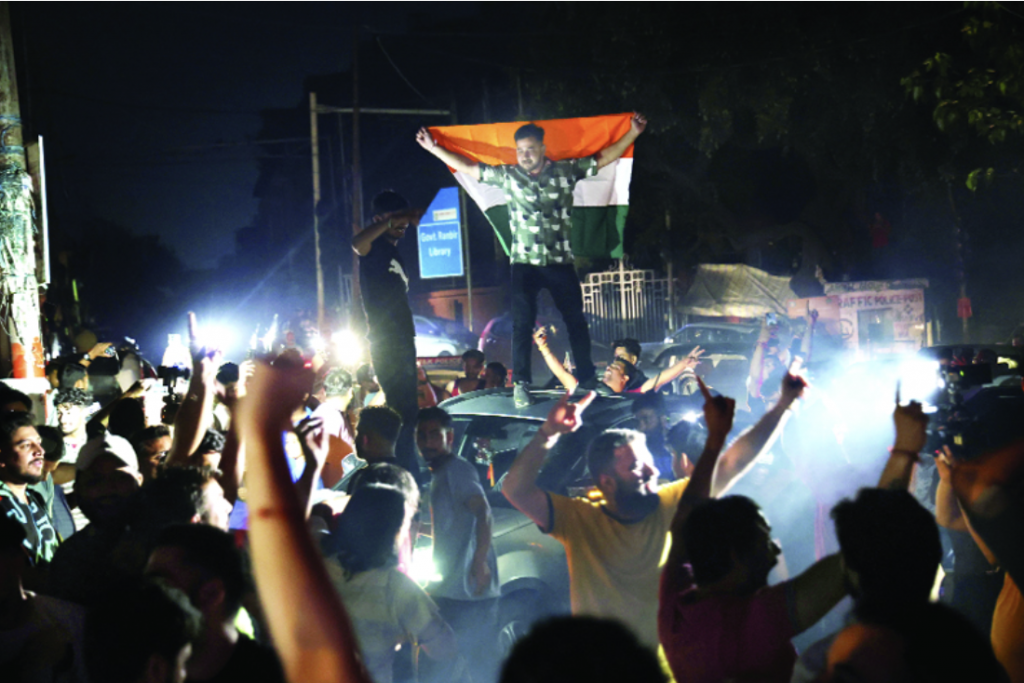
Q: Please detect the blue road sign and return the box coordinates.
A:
[417,187,464,279]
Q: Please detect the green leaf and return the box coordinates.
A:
[966,168,981,191]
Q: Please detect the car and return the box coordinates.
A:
[418,314,478,353]
[477,313,611,386]
[420,387,707,655]
[414,315,468,358]
[639,320,759,367]
[648,343,753,399]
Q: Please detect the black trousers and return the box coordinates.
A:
[511,262,595,384]
[368,333,420,479]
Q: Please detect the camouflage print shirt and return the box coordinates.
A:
[479,156,599,266]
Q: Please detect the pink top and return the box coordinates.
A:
[659,564,797,683]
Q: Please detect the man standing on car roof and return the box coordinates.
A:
[352,190,425,478]
[501,374,805,652]
[417,115,647,408]
[416,406,500,683]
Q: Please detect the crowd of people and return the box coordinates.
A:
[1,116,1022,683]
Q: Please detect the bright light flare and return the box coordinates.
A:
[681,411,702,423]
[195,323,235,352]
[409,544,441,588]
[332,330,363,364]
[898,359,943,403]
[162,334,191,368]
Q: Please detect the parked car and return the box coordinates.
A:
[421,387,708,654]
[639,321,760,367]
[418,314,478,353]
[414,315,468,358]
[477,313,611,386]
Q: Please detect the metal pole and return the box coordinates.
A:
[0,2,43,378]
[666,209,674,334]
[516,69,524,120]
[351,27,365,335]
[310,92,326,333]
[451,104,473,334]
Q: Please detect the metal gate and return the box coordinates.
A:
[582,264,671,344]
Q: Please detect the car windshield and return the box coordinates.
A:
[674,326,755,344]
[449,414,611,507]
[415,318,440,336]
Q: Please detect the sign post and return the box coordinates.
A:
[417,187,464,279]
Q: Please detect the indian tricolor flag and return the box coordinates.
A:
[427,113,634,259]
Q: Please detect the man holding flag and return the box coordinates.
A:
[417,113,646,407]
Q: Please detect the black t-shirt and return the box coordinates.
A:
[359,237,414,342]
[624,367,649,392]
[188,634,285,683]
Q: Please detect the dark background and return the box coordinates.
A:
[12,2,1024,357]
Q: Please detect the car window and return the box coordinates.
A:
[414,318,439,336]
[450,411,636,499]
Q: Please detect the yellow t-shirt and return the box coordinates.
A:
[992,573,1024,683]
[547,478,688,649]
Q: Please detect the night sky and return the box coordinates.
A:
[11,2,1024,349]
[17,2,481,269]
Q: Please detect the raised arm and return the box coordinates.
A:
[166,313,219,468]
[747,320,772,399]
[664,378,735,594]
[639,346,703,393]
[711,373,806,497]
[295,417,329,519]
[352,208,424,257]
[595,113,646,170]
[502,391,596,530]
[416,127,481,180]
[534,328,578,392]
[877,388,928,491]
[236,363,371,683]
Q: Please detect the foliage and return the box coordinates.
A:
[901,2,1024,190]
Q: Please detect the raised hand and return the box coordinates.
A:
[893,383,928,454]
[533,327,549,349]
[415,127,437,151]
[686,345,705,368]
[540,391,596,438]
[779,372,807,408]
[296,416,329,469]
[697,376,735,440]
[631,112,648,135]
[237,362,315,432]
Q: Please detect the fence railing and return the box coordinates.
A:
[582,266,672,344]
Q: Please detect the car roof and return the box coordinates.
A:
[440,386,703,423]
[675,321,758,333]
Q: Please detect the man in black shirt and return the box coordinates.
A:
[146,524,285,683]
[352,191,424,477]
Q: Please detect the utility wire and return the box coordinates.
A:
[375,35,431,104]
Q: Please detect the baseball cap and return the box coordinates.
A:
[77,433,141,475]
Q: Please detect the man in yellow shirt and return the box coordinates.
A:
[502,375,803,649]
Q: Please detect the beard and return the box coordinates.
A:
[613,483,659,519]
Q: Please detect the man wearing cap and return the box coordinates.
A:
[310,367,357,488]
[48,433,144,605]
[0,412,59,569]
